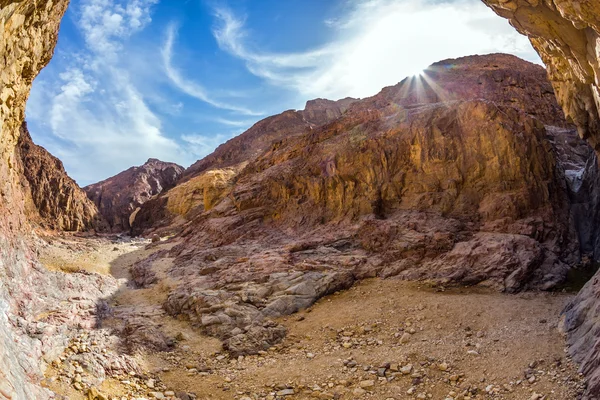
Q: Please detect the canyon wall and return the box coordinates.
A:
[0,2,122,399]
[133,98,358,235]
[133,54,600,358]
[0,1,70,398]
[17,122,106,232]
[482,0,600,149]
[480,2,600,398]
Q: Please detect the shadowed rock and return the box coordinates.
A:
[16,122,107,232]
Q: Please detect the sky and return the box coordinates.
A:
[26,0,542,186]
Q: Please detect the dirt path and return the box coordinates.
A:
[39,235,585,400]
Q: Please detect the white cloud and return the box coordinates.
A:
[212,0,541,99]
[162,24,264,116]
[182,132,238,159]
[79,0,158,61]
[214,117,257,127]
[26,0,190,186]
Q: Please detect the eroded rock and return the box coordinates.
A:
[16,122,107,232]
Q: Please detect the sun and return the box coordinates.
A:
[411,68,424,77]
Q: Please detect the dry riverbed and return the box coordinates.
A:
[38,235,585,400]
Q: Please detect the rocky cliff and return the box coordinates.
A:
[125,54,600,357]
[16,122,106,231]
[0,3,139,400]
[480,2,600,397]
[132,97,357,235]
[84,158,184,232]
[0,1,87,399]
[482,0,600,150]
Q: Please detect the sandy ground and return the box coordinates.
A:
[39,235,585,400]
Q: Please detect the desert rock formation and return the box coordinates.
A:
[133,97,357,235]
[126,54,600,359]
[85,158,184,232]
[0,1,85,398]
[2,0,600,397]
[16,122,106,231]
[482,0,600,150]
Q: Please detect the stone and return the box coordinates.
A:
[400,333,411,344]
[359,380,375,389]
[276,388,295,396]
[401,364,413,375]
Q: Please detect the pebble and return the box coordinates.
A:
[359,380,375,389]
[400,333,411,343]
[401,364,413,375]
[276,388,295,396]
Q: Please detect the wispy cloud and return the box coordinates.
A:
[211,0,540,99]
[162,24,263,116]
[214,117,257,127]
[182,132,238,159]
[27,0,189,186]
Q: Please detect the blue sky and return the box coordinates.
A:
[26,0,541,186]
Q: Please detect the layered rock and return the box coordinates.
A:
[132,97,357,235]
[16,122,106,231]
[84,158,184,232]
[127,54,600,356]
[0,3,141,400]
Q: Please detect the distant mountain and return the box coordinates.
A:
[84,158,184,232]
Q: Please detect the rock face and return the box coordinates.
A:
[133,97,357,235]
[0,1,86,399]
[482,0,600,151]
[84,158,184,232]
[481,3,600,397]
[128,54,600,356]
[0,3,142,400]
[16,122,106,231]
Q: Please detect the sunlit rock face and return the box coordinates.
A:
[17,122,107,232]
[132,97,358,235]
[84,158,184,232]
[482,0,600,150]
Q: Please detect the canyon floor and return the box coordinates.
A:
[38,234,587,400]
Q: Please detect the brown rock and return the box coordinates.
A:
[84,158,184,232]
[154,55,599,356]
[16,122,107,232]
[482,1,600,151]
[131,97,358,235]
[480,4,600,395]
